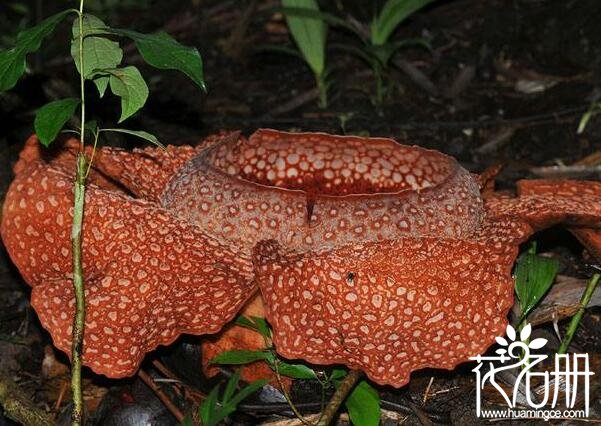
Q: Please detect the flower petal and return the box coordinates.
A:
[253,235,518,388]
[1,159,255,378]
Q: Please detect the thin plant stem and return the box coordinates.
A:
[71,0,87,424]
[77,0,86,151]
[70,153,87,425]
[558,273,600,354]
[273,358,312,426]
[84,130,99,178]
[373,61,384,107]
[317,369,363,426]
[316,72,328,109]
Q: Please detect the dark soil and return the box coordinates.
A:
[0,0,600,424]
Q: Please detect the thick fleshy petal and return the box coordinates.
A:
[163,129,484,250]
[515,179,601,260]
[253,229,520,388]
[485,181,601,230]
[15,135,122,192]
[0,160,255,378]
[90,132,241,201]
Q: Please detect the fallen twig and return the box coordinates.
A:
[138,369,185,422]
[422,377,435,405]
[475,126,519,155]
[444,64,476,99]
[530,164,601,180]
[317,370,363,426]
[0,375,53,426]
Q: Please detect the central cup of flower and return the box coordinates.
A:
[211,131,453,195]
[161,129,484,251]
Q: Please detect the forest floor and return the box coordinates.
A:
[0,0,600,424]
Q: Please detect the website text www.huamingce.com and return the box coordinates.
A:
[479,408,587,422]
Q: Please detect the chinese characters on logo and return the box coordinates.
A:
[470,323,594,418]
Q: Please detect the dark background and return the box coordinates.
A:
[0,1,600,424]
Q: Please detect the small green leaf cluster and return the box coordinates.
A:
[181,370,268,426]
[212,316,318,380]
[0,9,205,147]
[513,243,560,325]
[279,0,435,107]
[210,315,381,425]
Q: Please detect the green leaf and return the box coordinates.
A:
[198,384,219,426]
[0,50,23,92]
[222,370,241,404]
[100,128,164,148]
[282,0,327,77]
[34,98,80,147]
[330,368,347,381]
[344,380,381,426]
[84,120,98,137]
[198,373,267,426]
[330,43,378,67]
[0,10,72,91]
[9,2,30,15]
[107,66,148,122]
[234,315,271,339]
[94,75,109,97]
[71,14,123,79]
[235,315,257,330]
[208,377,267,426]
[225,378,268,408]
[279,7,362,38]
[109,29,205,91]
[275,362,317,379]
[251,316,272,339]
[210,349,272,365]
[514,252,560,322]
[370,0,436,46]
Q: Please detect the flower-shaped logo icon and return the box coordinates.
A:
[494,323,547,358]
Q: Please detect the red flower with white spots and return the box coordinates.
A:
[1,129,600,386]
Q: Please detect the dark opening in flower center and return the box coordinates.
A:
[209,132,455,196]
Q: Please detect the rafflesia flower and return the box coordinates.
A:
[1,129,600,386]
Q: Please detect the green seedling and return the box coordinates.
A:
[345,0,435,105]
[283,0,435,106]
[0,2,204,424]
[181,370,268,426]
[282,0,330,108]
[212,315,381,425]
